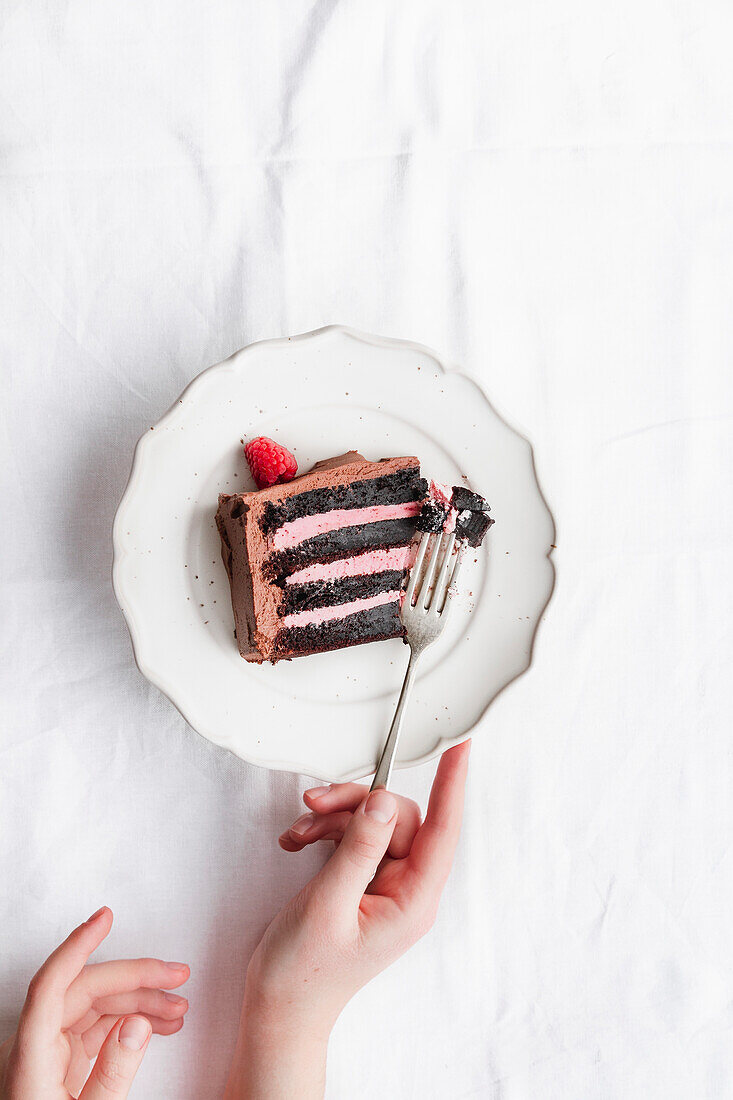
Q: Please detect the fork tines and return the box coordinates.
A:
[404,530,464,615]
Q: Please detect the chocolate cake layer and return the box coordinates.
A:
[261,468,425,534]
[416,500,448,533]
[264,519,418,582]
[274,599,402,656]
[279,570,404,614]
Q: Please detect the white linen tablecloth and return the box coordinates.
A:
[2,2,733,1096]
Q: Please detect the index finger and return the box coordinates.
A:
[406,740,470,898]
[19,907,113,1036]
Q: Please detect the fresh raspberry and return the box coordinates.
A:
[244,436,298,489]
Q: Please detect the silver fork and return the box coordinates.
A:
[370,530,465,791]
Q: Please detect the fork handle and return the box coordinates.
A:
[370,647,420,791]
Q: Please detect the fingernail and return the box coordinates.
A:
[289,812,315,837]
[86,906,107,924]
[305,785,331,799]
[364,789,397,823]
[119,1016,151,1051]
[163,992,187,1004]
[165,962,189,972]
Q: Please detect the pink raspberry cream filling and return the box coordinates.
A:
[281,589,400,629]
[285,546,413,585]
[271,502,421,550]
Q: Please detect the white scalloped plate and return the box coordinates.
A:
[113,326,554,781]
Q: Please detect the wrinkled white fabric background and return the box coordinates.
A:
[2,2,733,1097]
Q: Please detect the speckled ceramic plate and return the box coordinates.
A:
[112,326,555,781]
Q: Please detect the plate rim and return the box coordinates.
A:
[112,324,556,780]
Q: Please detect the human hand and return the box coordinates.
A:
[226,740,470,1099]
[0,907,189,1099]
[278,774,424,856]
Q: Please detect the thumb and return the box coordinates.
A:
[80,1015,151,1098]
[317,789,398,906]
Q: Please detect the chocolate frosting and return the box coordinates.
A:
[309,451,365,472]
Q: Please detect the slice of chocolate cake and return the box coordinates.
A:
[216,453,427,663]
